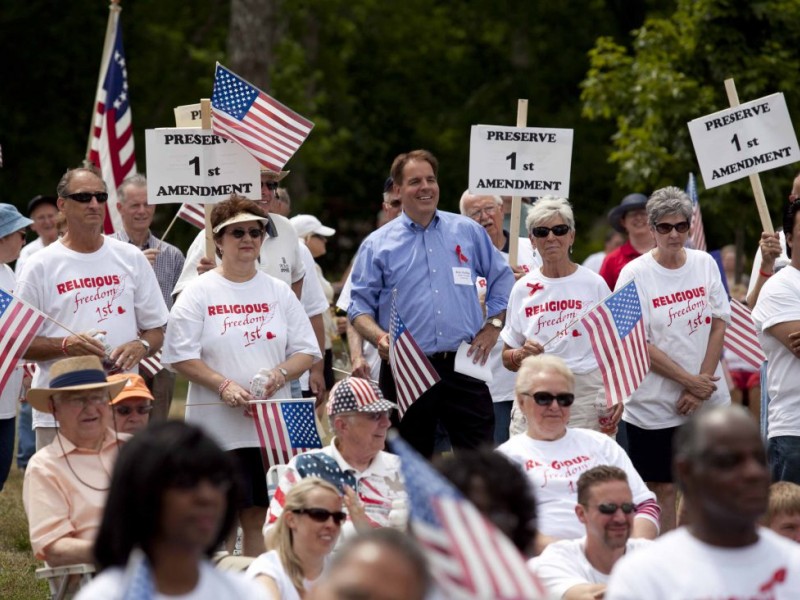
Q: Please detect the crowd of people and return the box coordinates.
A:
[2,153,800,599]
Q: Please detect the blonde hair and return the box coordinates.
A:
[266,477,341,593]
[515,354,575,396]
[763,481,800,526]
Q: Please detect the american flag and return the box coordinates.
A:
[87,5,136,234]
[687,172,706,252]
[138,350,163,378]
[390,434,548,600]
[251,400,322,468]
[211,63,314,172]
[176,203,205,229]
[725,298,766,370]
[389,295,440,418]
[582,280,650,406]
[0,290,46,392]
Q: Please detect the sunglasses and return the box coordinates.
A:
[531,224,570,238]
[595,502,636,515]
[654,221,690,234]
[227,228,264,239]
[64,192,109,203]
[261,181,279,191]
[520,391,575,407]
[113,404,154,416]
[292,507,347,526]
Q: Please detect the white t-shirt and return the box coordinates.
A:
[530,536,651,598]
[752,264,800,438]
[337,274,381,383]
[245,549,321,599]
[14,236,44,275]
[0,264,23,419]
[582,250,606,273]
[476,238,541,403]
[606,527,800,600]
[501,265,611,374]
[15,238,169,428]
[616,249,731,429]
[75,560,266,600]
[172,213,305,297]
[496,429,656,539]
[297,241,329,391]
[162,270,320,451]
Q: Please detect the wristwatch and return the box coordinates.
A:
[136,338,151,356]
[485,317,503,329]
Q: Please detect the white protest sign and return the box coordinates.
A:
[145,128,260,204]
[469,125,573,197]
[173,103,202,128]
[687,93,799,189]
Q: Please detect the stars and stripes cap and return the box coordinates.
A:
[327,377,397,416]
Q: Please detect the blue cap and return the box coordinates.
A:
[0,204,33,239]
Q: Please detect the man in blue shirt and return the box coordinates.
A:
[348,150,514,457]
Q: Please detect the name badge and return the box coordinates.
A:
[452,267,473,286]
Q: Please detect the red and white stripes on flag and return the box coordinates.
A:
[138,350,164,378]
[0,290,46,392]
[87,3,136,234]
[725,298,766,370]
[176,203,205,229]
[686,172,706,252]
[250,400,322,468]
[211,64,314,172]
[389,296,441,418]
[583,280,650,406]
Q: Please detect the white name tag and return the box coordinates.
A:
[453,267,473,286]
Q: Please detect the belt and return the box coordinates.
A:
[427,351,456,360]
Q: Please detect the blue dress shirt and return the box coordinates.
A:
[348,210,513,354]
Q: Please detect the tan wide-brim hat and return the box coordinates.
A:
[27,356,126,413]
[260,168,290,182]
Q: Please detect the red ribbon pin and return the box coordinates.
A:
[455,245,468,264]
[527,282,544,296]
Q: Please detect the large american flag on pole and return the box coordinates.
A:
[251,400,322,468]
[582,280,650,406]
[176,203,205,229]
[211,64,314,172]
[724,298,766,370]
[686,172,707,252]
[390,434,547,599]
[87,4,136,234]
[0,290,46,392]
[389,293,440,418]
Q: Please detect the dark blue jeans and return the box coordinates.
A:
[768,436,800,485]
[0,417,16,492]
[16,401,35,469]
[493,400,513,445]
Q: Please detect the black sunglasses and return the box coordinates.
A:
[64,192,109,203]
[227,228,264,239]
[261,181,279,191]
[292,507,347,526]
[520,391,575,407]
[654,221,690,234]
[113,404,153,416]
[596,502,636,515]
[531,224,570,238]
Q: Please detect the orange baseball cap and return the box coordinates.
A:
[107,373,154,405]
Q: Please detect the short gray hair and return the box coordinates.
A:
[515,354,575,396]
[276,187,291,209]
[458,191,502,216]
[646,186,692,227]
[56,166,107,198]
[525,196,574,233]
[117,173,147,204]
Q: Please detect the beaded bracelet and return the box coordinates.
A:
[759,269,773,278]
[218,378,232,398]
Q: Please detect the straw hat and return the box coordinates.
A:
[27,356,126,413]
[260,168,290,182]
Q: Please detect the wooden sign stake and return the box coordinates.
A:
[508,99,529,267]
[200,99,216,257]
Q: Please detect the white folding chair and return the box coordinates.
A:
[266,464,288,500]
[35,563,95,600]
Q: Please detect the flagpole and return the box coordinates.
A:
[83,0,122,167]
[332,366,379,385]
[191,398,317,407]
[155,210,181,251]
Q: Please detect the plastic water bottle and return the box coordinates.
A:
[90,330,120,374]
[596,398,617,434]
[249,369,273,400]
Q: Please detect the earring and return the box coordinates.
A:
[569,246,573,255]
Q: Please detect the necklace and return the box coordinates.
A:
[56,431,119,492]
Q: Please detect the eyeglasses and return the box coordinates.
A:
[261,181,279,191]
[292,507,347,526]
[385,199,401,209]
[468,205,498,220]
[653,221,690,234]
[594,502,636,515]
[54,391,109,408]
[113,404,154,416]
[227,228,264,239]
[64,192,109,203]
[520,391,575,407]
[531,224,570,238]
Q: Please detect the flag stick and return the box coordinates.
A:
[332,366,379,384]
[155,210,180,251]
[200,99,216,259]
[191,398,316,407]
[508,99,529,268]
[723,79,774,234]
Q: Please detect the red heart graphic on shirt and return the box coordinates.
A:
[705,316,711,324]
[117,306,126,314]
[266,332,276,340]
[571,329,581,337]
